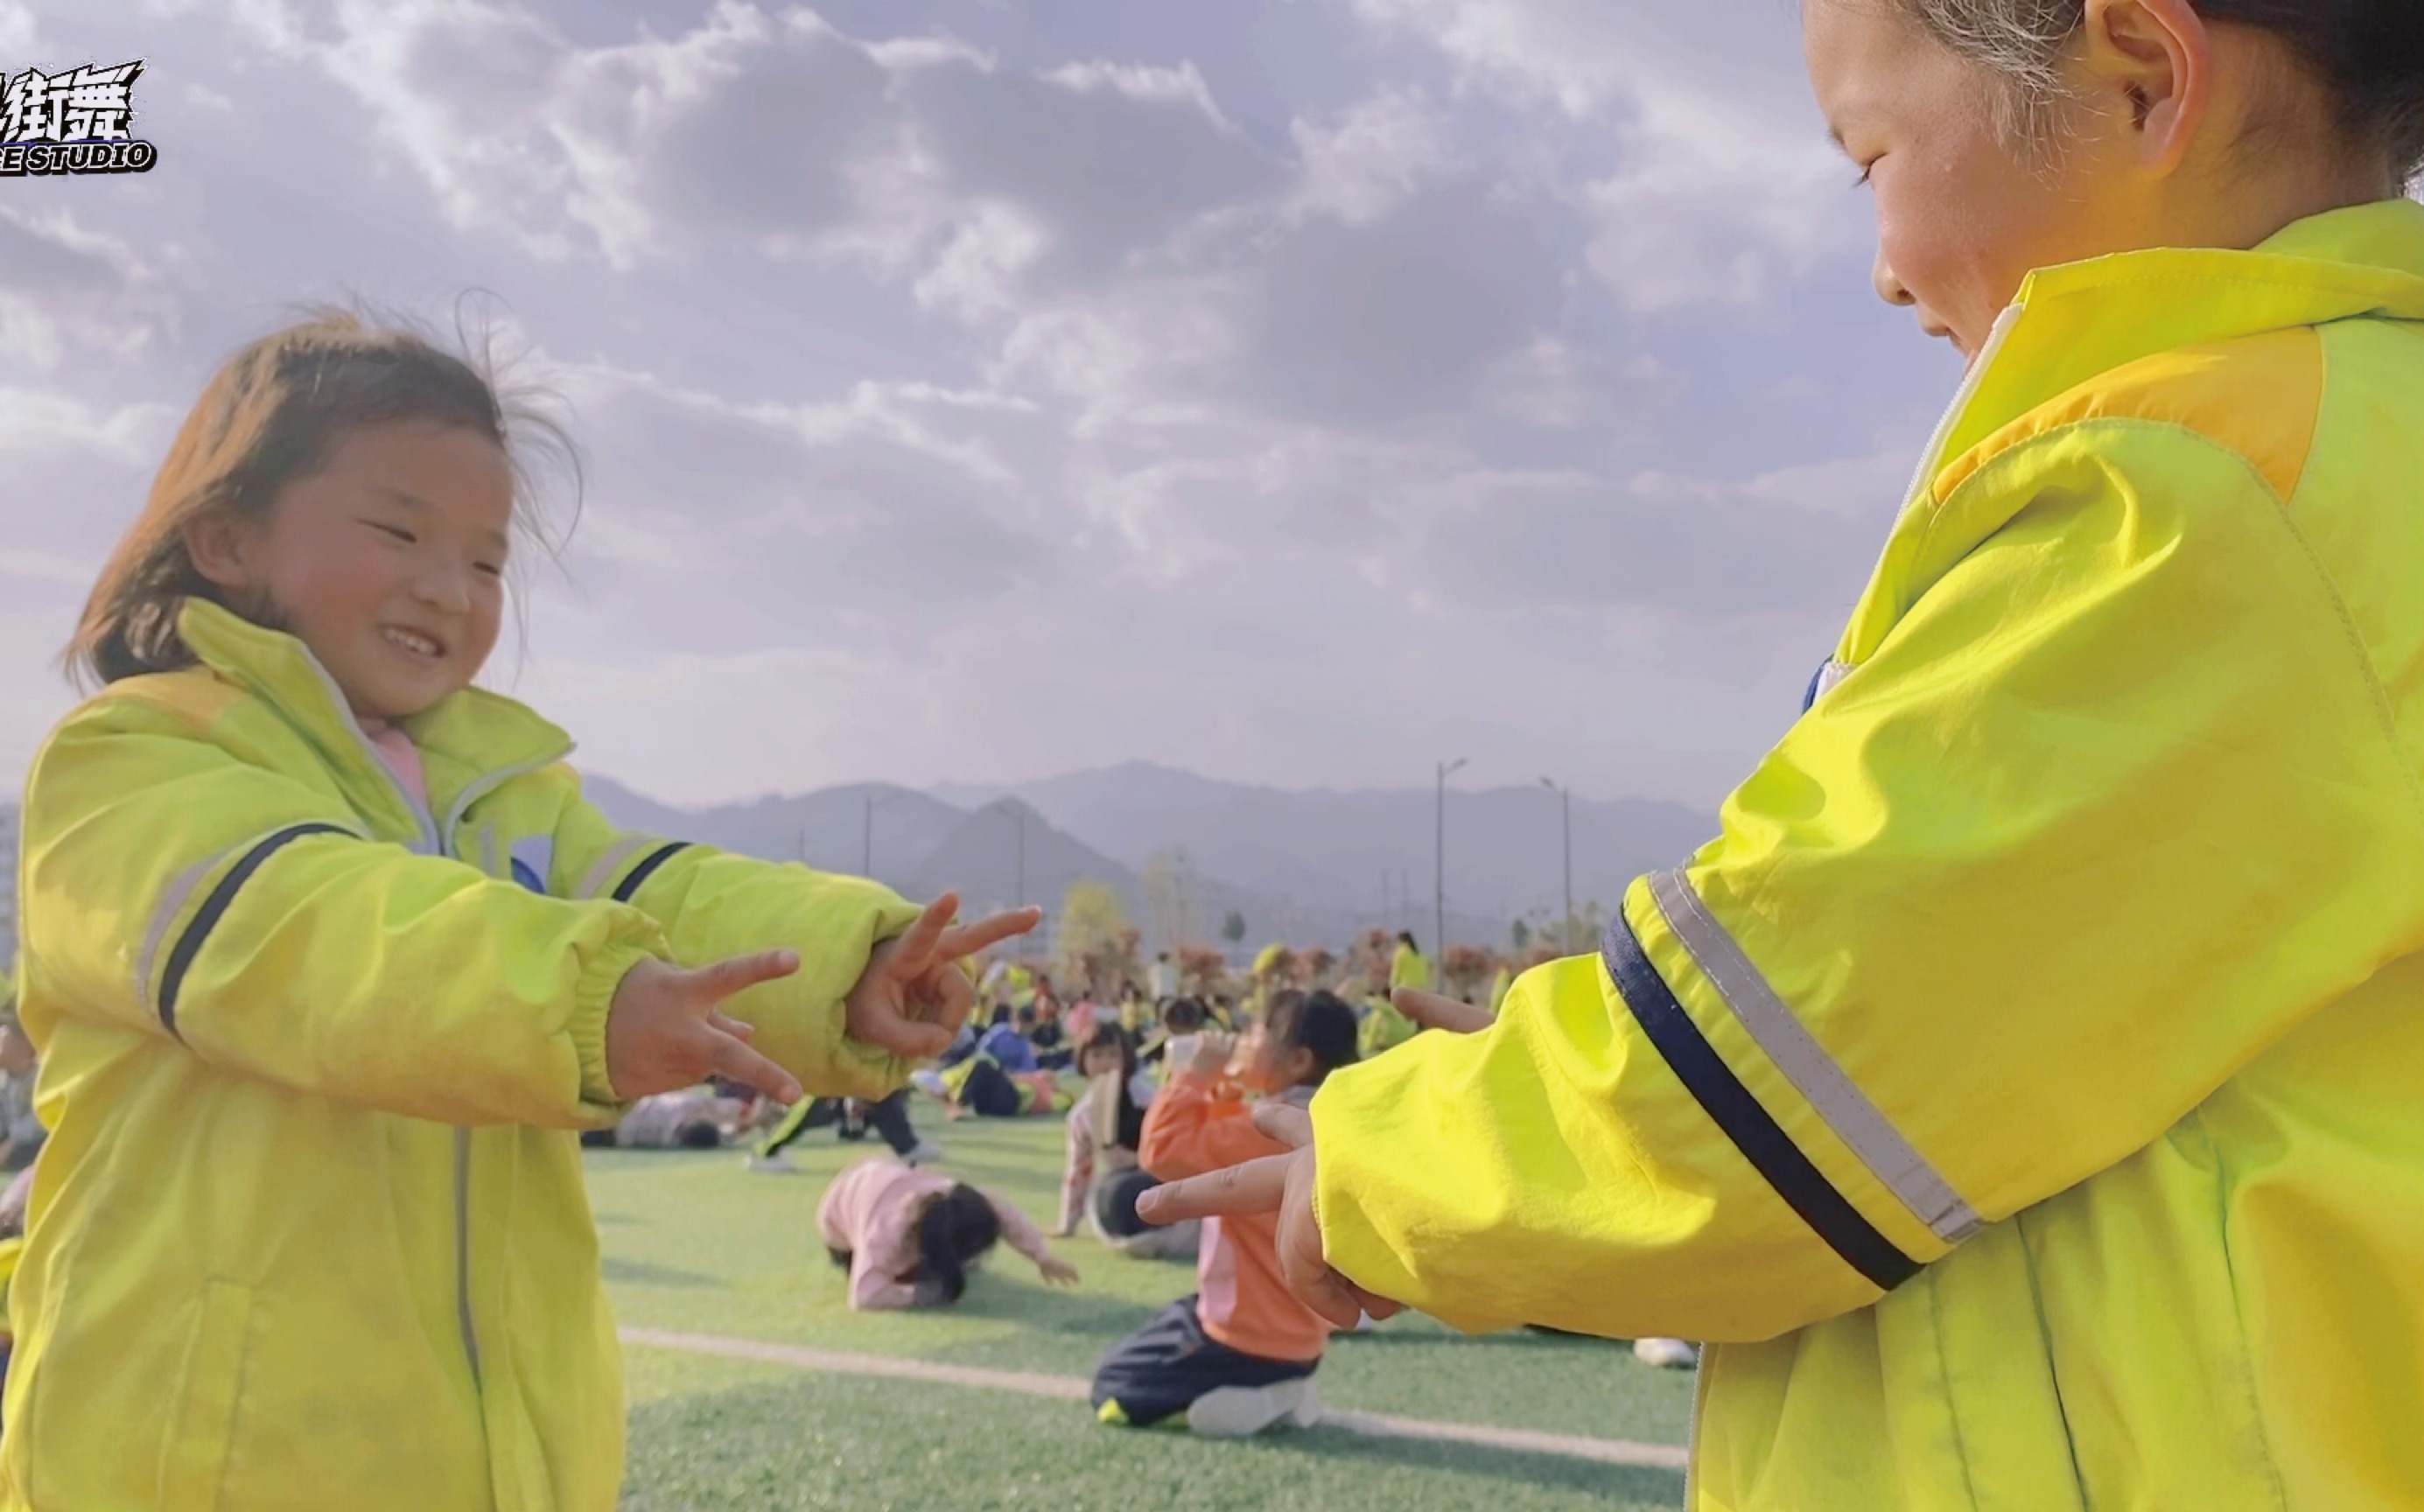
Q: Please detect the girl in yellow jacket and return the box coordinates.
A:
[1149,5,2424,1509]
[6,312,1037,1512]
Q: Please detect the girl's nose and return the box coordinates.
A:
[414,564,474,614]
[1874,248,1916,309]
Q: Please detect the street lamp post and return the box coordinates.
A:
[1540,776,1573,951]
[1435,757,1468,960]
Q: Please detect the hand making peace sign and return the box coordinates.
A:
[844,892,1043,1059]
[605,892,1041,1107]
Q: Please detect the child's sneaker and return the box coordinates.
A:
[1286,1380,1325,1429]
[903,1140,944,1166]
[742,1152,796,1173]
[1633,1337,1698,1369]
[1187,1379,1312,1438]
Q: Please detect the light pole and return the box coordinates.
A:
[862,788,905,875]
[1435,757,1468,960]
[1539,776,1572,951]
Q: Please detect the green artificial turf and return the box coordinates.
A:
[596,1113,1692,1510]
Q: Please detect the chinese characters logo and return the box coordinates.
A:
[0,61,158,177]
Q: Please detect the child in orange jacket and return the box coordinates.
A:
[1089,990,1359,1436]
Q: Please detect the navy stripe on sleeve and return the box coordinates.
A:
[611,842,691,904]
[1601,909,1921,1292]
[158,822,352,1038]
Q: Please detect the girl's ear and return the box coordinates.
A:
[183,509,256,593]
[2082,0,2211,175]
[1282,1043,1320,1088]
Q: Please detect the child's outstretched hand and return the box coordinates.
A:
[1037,1254,1082,1288]
[608,950,807,1104]
[1137,1102,1398,1331]
[845,894,1042,1060]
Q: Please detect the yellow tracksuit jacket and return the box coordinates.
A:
[1311,199,2424,1509]
[6,598,922,1511]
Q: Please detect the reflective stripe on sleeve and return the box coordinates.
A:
[1601,908,1922,1292]
[575,835,658,902]
[157,823,353,1038]
[1647,870,1984,1246]
[611,843,691,905]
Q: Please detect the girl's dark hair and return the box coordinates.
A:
[1161,997,1207,1032]
[1902,0,2424,178]
[1080,1023,1146,1149]
[1398,931,1419,949]
[1266,990,1361,1088]
[911,1184,1002,1306]
[69,304,578,687]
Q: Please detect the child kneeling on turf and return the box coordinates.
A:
[818,1157,1077,1309]
[1090,990,1356,1436]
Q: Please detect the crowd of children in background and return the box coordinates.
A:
[715,941,1695,1436]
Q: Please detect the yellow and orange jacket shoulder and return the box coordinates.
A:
[1312,198,2424,1511]
[4,598,921,1512]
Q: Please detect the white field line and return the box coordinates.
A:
[620,1327,1690,1473]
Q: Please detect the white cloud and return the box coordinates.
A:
[0,207,176,373]
[1342,0,1866,312]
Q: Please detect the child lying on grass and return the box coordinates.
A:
[818,1157,1077,1310]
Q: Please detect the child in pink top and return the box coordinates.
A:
[816,1158,1076,1310]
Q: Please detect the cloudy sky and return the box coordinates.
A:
[0,0,1964,808]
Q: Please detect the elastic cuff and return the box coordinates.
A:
[573,940,661,1107]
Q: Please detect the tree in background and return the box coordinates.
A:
[1054,881,1138,998]
[1177,945,1230,999]
[1298,946,1336,989]
[1251,942,1297,990]
[1346,928,1392,997]
[1441,944,1498,1002]
[1221,910,1247,947]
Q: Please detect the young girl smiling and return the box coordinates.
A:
[1150,4,2424,1506]
[7,314,1036,1512]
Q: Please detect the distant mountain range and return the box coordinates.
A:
[585,761,1717,954]
[0,763,1720,960]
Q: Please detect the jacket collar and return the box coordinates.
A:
[1920,199,2424,500]
[177,598,572,839]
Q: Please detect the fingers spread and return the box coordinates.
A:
[1304,1271,1372,1332]
[1133,1152,1293,1224]
[1392,987,1495,1036]
[934,906,1043,962]
[707,1030,802,1106]
[697,950,801,1003]
[853,1006,956,1061]
[1249,1102,1314,1149]
[705,1010,755,1040]
[886,895,961,978]
[920,965,976,1042]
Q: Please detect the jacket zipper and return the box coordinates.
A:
[298,650,570,1397]
[433,754,567,1404]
